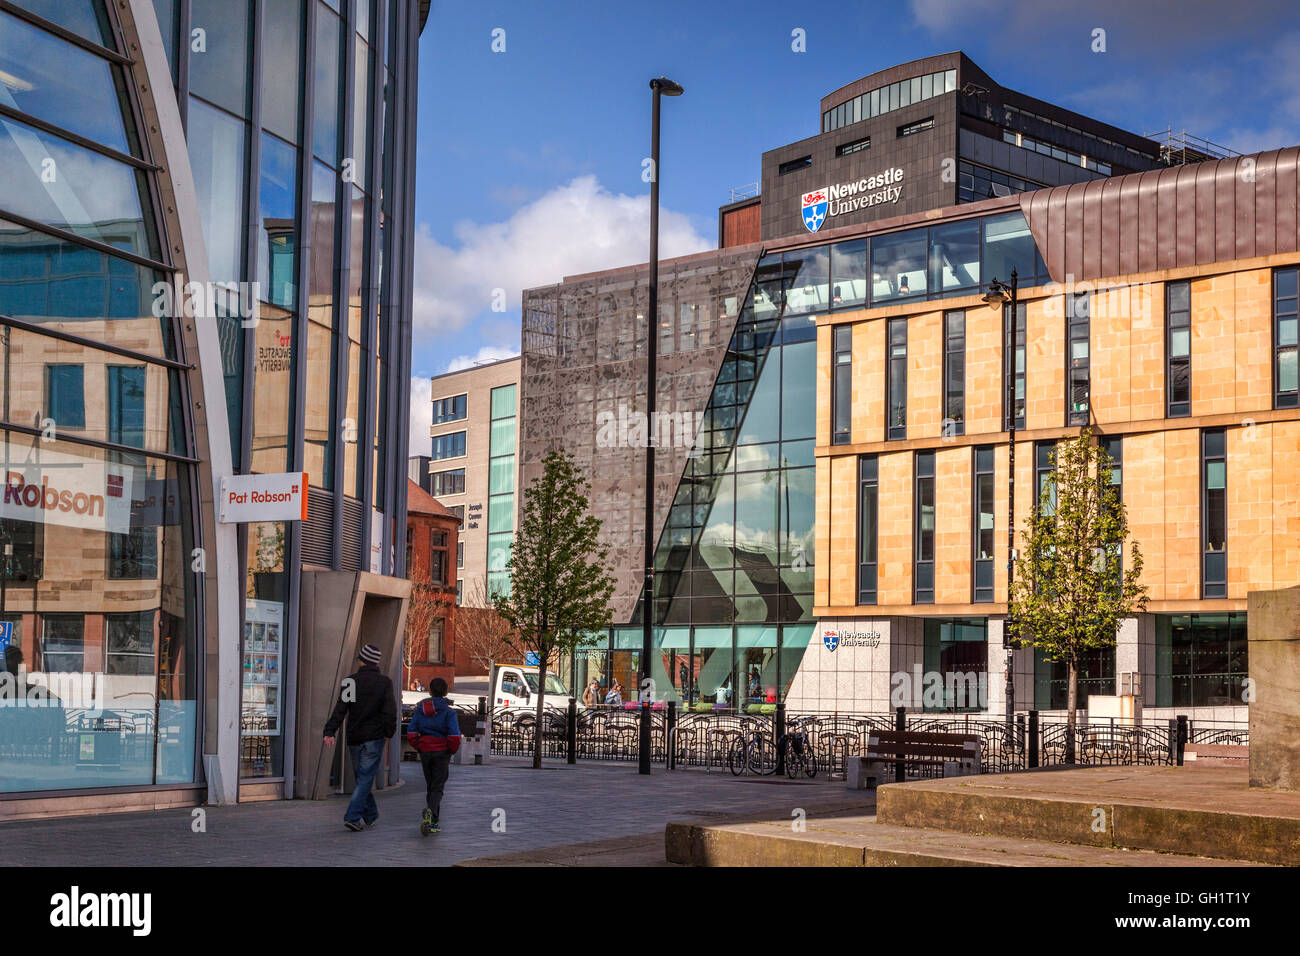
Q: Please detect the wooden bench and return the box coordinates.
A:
[845,730,981,790]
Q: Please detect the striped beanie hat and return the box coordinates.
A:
[358,643,382,665]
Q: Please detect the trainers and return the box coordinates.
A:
[421,809,432,827]
[430,819,440,834]
[344,820,365,832]
[364,819,378,829]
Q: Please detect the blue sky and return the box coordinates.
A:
[407,0,1300,450]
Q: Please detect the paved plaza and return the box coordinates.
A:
[0,759,871,867]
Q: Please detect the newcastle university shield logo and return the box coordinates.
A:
[801,187,828,233]
[822,629,839,652]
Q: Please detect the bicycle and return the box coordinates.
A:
[778,720,819,779]
[728,729,776,776]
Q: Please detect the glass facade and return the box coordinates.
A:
[486,384,517,599]
[1034,646,1115,711]
[922,618,987,712]
[1154,613,1248,708]
[2,0,424,797]
[0,2,200,793]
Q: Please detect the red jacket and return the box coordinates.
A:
[405,697,462,754]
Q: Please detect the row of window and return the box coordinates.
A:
[1001,103,1149,162]
[822,69,957,133]
[431,430,465,461]
[761,210,1047,320]
[831,270,1300,445]
[855,428,1230,605]
[1000,129,1112,175]
[6,612,159,675]
[956,159,1046,204]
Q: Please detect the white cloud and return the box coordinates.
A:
[444,345,520,374]
[411,174,711,336]
[408,375,431,460]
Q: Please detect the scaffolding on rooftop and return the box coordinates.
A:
[1146,128,1239,166]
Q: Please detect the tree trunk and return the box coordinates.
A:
[533,654,546,770]
[1065,659,1078,764]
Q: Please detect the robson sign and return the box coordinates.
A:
[219,472,309,523]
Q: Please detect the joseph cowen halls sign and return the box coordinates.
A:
[801,167,905,233]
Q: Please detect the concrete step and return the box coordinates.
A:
[665,812,1260,867]
[874,765,1300,865]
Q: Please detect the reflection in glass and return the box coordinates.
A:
[259,133,298,311]
[313,4,342,165]
[8,0,112,47]
[830,238,867,309]
[871,228,927,301]
[0,11,135,154]
[188,98,247,284]
[0,219,167,354]
[0,116,154,258]
[930,219,980,294]
[188,0,250,117]
[261,0,304,143]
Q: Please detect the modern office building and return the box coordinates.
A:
[523,54,1279,723]
[803,148,1299,725]
[0,0,427,818]
[719,52,1164,247]
[427,356,520,606]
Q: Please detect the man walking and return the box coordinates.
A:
[323,642,397,831]
[405,677,462,835]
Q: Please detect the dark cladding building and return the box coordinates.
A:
[721,52,1163,248]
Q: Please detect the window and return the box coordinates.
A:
[107,611,155,675]
[829,238,867,309]
[46,365,85,428]
[929,219,980,296]
[1035,646,1114,710]
[898,117,934,137]
[973,446,994,602]
[456,541,464,569]
[431,431,466,461]
[432,394,467,424]
[425,620,444,663]
[1166,281,1192,417]
[40,615,84,672]
[914,451,935,604]
[778,155,812,175]
[1274,267,1298,408]
[1035,441,1056,515]
[456,580,463,606]
[447,505,465,522]
[431,468,465,496]
[943,311,965,436]
[1155,613,1247,707]
[832,325,852,445]
[1103,436,1123,576]
[871,227,927,302]
[1202,429,1227,598]
[430,530,448,586]
[0,518,39,581]
[923,619,987,712]
[107,365,147,447]
[887,318,907,440]
[836,136,870,157]
[1004,301,1026,430]
[1067,290,1090,426]
[857,456,878,604]
[108,528,158,579]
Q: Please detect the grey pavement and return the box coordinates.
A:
[0,759,872,867]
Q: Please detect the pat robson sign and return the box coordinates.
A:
[801,167,905,233]
[220,472,309,523]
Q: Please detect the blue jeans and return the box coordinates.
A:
[345,739,385,824]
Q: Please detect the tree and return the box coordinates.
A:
[457,579,519,674]
[1008,428,1148,761]
[403,579,447,689]
[492,451,615,768]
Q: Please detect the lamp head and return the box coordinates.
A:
[650,77,684,96]
[983,278,1011,310]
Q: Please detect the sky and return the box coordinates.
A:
[407,0,1300,452]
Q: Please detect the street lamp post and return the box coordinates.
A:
[983,269,1018,744]
[640,76,683,775]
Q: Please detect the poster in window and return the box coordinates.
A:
[242,599,284,736]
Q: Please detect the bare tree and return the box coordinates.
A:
[403,579,446,689]
[457,578,518,674]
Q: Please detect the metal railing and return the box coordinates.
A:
[488,703,1246,776]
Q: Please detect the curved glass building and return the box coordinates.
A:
[0,0,426,816]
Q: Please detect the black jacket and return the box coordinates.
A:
[323,663,398,744]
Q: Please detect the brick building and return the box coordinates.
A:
[404,480,461,691]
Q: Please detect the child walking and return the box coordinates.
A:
[405,677,462,835]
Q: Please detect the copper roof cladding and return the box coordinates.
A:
[1018,146,1300,282]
